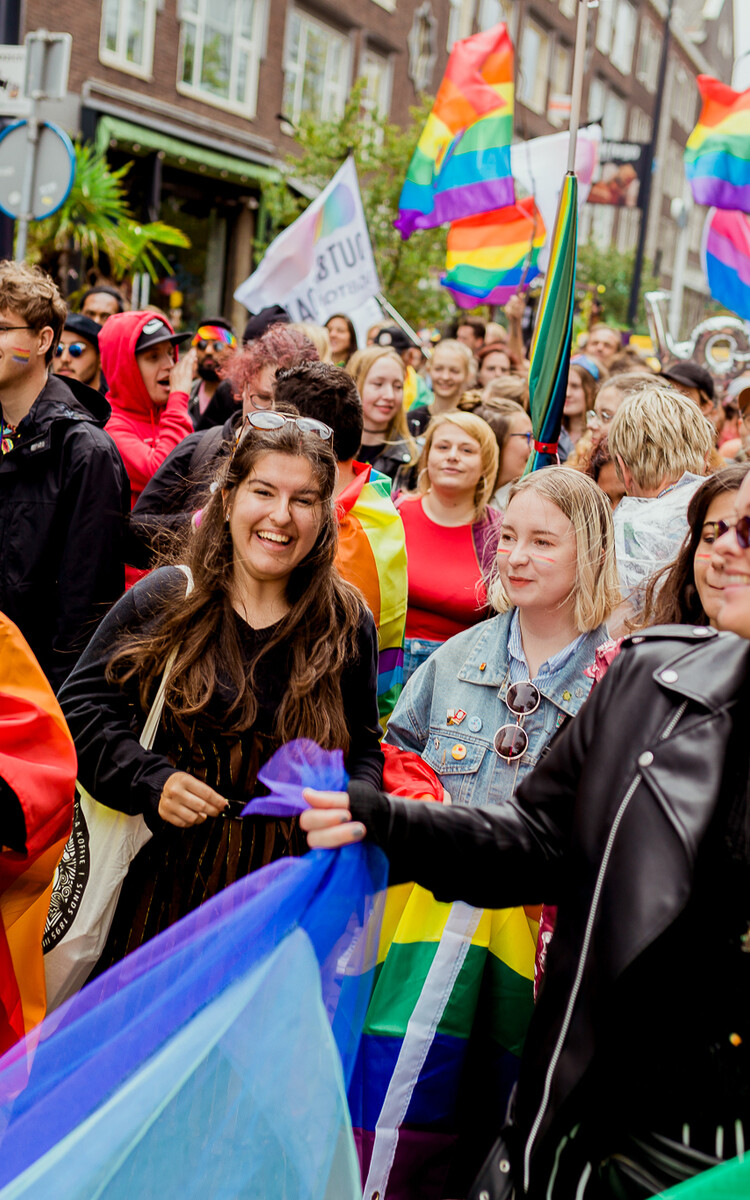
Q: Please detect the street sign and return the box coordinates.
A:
[0,119,75,221]
[0,45,30,116]
[24,31,72,100]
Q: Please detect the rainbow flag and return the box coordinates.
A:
[351,884,539,1199]
[685,76,750,213]
[0,615,76,1056]
[524,172,578,474]
[701,206,750,321]
[442,196,546,308]
[394,24,514,239]
[336,463,407,729]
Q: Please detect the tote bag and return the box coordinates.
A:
[43,567,193,1009]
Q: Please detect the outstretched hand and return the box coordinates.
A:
[300,789,367,849]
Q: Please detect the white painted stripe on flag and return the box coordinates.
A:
[362,901,483,1200]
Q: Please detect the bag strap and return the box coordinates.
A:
[139,565,194,751]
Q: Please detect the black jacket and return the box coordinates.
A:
[0,374,129,691]
[128,415,236,566]
[349,626,750,1197]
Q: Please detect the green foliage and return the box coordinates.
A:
[576,239,660,333]
[259,82,454,328]
[26,140,190,288]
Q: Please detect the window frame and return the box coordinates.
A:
[99,0,157,79]
[176,0,267,119]
[283,7,352,126]
[517,16,552,115]
[360,46,394,126]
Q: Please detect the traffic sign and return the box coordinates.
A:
[0,119,75,221]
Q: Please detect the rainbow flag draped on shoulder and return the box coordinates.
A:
[394,24,514,239]
[685,76,750,213]
[0,614,76,1056]
[336,464,407,730]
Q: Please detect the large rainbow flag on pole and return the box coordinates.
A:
[0,614,76,1056]
[442,196,546,308]
[684,77,750,213]
[394,24,514,239]
[701,206,750,321]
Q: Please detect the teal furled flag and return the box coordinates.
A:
[523,172,579,475]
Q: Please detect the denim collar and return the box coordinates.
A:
[457,610,608,718]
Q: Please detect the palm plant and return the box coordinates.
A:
[26,140,190,290]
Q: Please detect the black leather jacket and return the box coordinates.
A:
[349,626,750,1198]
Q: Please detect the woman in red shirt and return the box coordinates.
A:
[399,411,501,681]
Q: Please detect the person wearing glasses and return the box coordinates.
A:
[128,326,319,563]
[187,318,237,428]
[0,261,128,691]
[59,410,383,970]
[302,466,750,1200]
[385,467,618,807]
[52,314,105,393]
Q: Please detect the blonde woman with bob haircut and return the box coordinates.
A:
[397,410,501,681]
[346,345,418,484]
[384,465,617,807]
[608,383,714,621]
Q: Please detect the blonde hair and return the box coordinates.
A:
[289,322,332,362]
[483,374,529,409]
[488,467,621,631]
[608,383,713,492]
[346,345,418,463]
[419,411,499,520]
[429,338,473,375]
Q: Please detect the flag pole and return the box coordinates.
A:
[566,0,589,174]
[376,290,433,358]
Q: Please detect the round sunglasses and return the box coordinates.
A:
[56,342,90,358]
[230,410,334,465]
[704,516,750,550]
[494,680,541,762]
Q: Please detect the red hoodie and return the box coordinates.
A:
[99,311,193,506]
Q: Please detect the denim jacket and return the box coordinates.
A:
[385,609,609,808]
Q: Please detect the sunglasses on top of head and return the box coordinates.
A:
[230,409,334,464]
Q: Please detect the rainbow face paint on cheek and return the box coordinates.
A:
[11,347,30,364]
[530,554,556,564]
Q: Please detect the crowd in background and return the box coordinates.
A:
[3,258,750,1200]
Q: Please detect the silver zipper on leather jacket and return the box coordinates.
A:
[522,700,688,1193]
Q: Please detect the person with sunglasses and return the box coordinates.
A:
[384,467,618,808]
[187,318,237,428]
[302,471,750,1200]
[52,314,105,393]
[59,411,383,973]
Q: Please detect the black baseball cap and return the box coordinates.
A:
[64,313,101,350]
[135,316,193,353]
[660,360,715,402]
[242,305,290,343]
[374,325,414,354]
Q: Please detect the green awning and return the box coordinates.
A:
[95,115,279,188]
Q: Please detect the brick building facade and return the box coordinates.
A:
[15,0,738,332]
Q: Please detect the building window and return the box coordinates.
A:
[517,17,551,114]
[548,40,572,126]
[178,0,266,116]
[629,105,652,142]
[595,0,614,56]
[361,48,393,133]
[670,61,696,133]
[591,205,615,248]
[636,19,660,92]
[478,0,514,37]
[283,9,351,125]
[100,0,157,77]
[408,3,438,93]
[611,0,636,75]
[447,0,476,49]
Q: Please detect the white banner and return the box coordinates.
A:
[511,125,601,271]
[235,157,380,324]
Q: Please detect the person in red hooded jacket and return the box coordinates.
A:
[99,312,195,584]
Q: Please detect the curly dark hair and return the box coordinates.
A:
[107,422,365,751]
[275,362,363,462]
[634,463,750,628]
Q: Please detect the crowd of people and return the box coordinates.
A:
[2,258,750,1199]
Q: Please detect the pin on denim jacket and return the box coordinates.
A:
[384,609,609,808]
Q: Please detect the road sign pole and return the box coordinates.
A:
[14,96,38,261]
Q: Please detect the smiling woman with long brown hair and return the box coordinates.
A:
[59,413,383,969]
